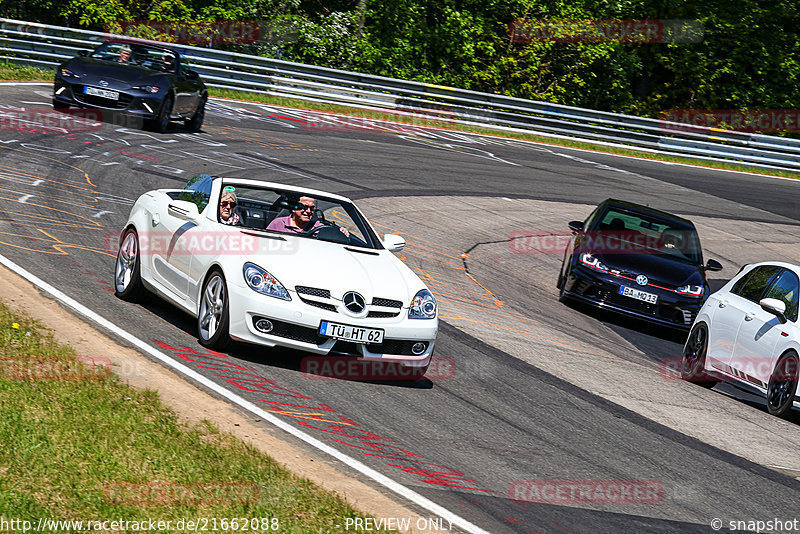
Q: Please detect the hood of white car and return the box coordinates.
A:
[242,232,422,303]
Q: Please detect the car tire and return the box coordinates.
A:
[558,267,570,302]
[52,99,69,109]
[198,269,230,350]
[149,93,173,133]
[184,95,206,132]
[114,228,146,302]
[680,323,717,387]
[767,352,799,418]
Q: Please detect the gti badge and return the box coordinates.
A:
[342,291,366,313]
[98,80,109,87]
[636,275,648,286]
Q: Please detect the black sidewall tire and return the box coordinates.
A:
[53,99,69,109]
[114,228,145,302]
[151,94,173,133]
[185,96,206,132]
[198,270,230,350]
[680,323,717,387]
[767,353,799,418]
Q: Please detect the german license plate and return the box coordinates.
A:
[84,86,119,100]
[319,321,384,344]
[619,285,658,304]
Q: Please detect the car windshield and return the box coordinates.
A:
[591,207,703,264]
[217,183,381,249]
[89,42,178,73]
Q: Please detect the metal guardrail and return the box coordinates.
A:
[2,17,800,173]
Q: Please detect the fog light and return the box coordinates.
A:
[255,319,273,333]
[411,342,427,355]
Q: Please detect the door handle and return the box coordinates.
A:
[744,312,756,321]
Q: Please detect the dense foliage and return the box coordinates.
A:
[5,0,798,116]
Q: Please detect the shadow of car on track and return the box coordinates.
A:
[135,297,433,388]
[52,106,203,134]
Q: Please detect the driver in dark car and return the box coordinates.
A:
[118,45,132,63]
[266,196,349,237]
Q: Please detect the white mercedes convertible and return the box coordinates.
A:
[114,175,437,373]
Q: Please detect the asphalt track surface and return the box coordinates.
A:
[2,84,800,533]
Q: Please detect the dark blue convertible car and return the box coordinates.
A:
[53,40,207,133]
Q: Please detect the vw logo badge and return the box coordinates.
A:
[636,275,649,286]
[98,80,109,87]
[343,291,366,313]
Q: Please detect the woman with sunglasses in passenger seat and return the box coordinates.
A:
[219,191,241,226]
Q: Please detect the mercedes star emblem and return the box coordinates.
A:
[343,291,366,313]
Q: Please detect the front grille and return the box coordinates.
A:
[575,281,696,326]
[296,286,331,298]
[368,340,427,356]
[367,311,400,318]
[73,90,133,110]
[329,341,361,356]
[252,316,324,344]
[371,297,402,308]
[300,298,337,312]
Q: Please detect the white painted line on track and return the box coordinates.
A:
[0,251,490,534]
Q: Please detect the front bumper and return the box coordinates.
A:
[226,282,437,368]
[53,78,161,119]
[563,265,702,330]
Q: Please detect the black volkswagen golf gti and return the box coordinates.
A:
[53,40,207,133]
[557,199,722,331]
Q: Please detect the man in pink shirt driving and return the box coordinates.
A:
[266,195,349,237]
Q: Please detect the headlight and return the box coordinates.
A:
[579,253,609,272]
[409,289,437,319]
[243,262,290,301]
[59,68,79,78]
[133,85,160,93]
[676,284,704,297]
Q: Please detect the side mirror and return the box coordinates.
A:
[568,221,584,233]
[185,70,199,80]
[760,298,787,323]
[383,234,405,252]
[168,200,201,222]
[705,259,723,272]
[78,50,88,57]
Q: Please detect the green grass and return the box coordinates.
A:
[0,61,51,81]
[0,303,395,533]
[2,61,797,180]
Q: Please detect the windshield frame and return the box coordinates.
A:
[217,182,384,250]
[590,205,704,265]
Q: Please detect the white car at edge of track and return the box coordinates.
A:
[114,174,437,375]
[681,261,800,418]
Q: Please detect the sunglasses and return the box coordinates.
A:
[220,201,236,207]
[295,204,315,212]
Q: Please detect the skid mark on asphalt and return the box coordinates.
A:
[369,221,617,361]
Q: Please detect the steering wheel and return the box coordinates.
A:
[305,220,335,237]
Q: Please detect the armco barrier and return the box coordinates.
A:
[2,17,799,172]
